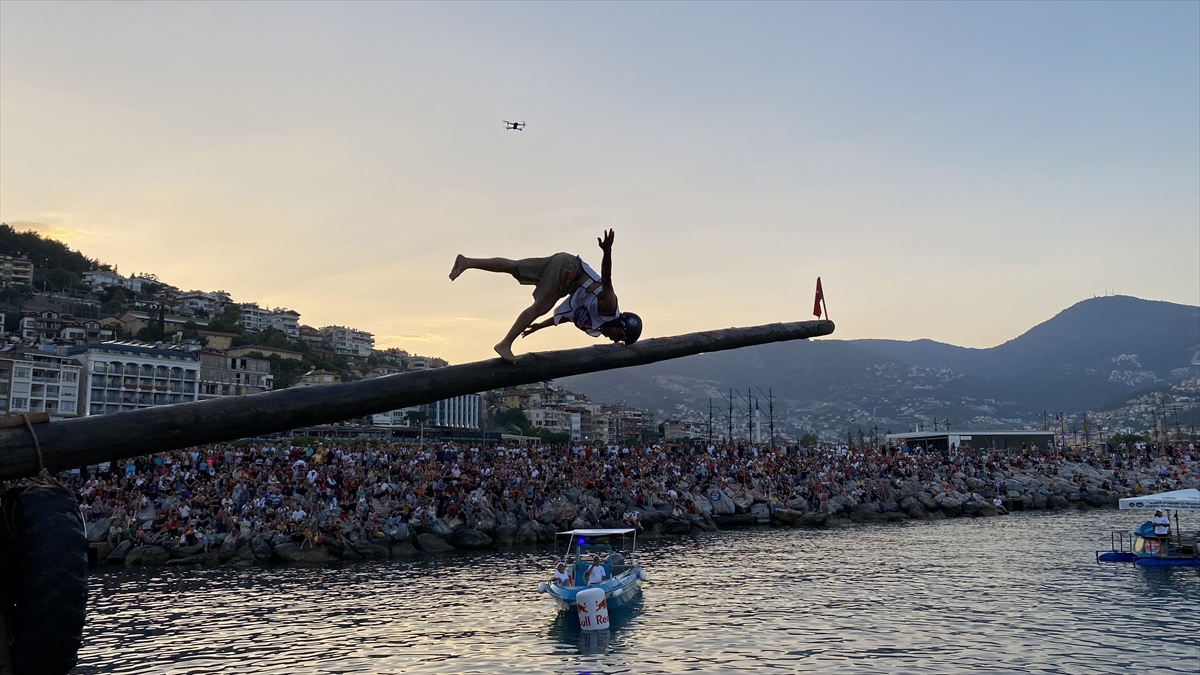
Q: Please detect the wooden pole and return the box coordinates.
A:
[0,319,834,481]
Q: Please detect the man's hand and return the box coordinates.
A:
[598,229,615,251]
[521,319,552,338]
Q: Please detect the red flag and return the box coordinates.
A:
[813,277,824,318]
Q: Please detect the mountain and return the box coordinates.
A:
[560,296,1200,436]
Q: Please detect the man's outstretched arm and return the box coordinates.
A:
[597,229,618,315]
[520,317,558,338]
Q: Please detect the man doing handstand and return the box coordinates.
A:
[449,229,642,363]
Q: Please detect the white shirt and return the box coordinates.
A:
[586,564,606,585]
[551,260,620,336]
[1152,514,1170,536]
[552,570,570,584]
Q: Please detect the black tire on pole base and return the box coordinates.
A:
[6,483,88,675]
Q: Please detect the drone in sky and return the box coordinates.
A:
[503,121,526,131]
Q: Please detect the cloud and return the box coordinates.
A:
[5,221,88,243]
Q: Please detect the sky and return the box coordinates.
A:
[1,2,1197,364]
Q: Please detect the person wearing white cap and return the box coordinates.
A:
[1152,509,1171,540]
[550,561,573,586]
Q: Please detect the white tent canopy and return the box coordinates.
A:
[1119,488,1200,512]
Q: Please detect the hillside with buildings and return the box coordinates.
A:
[3,224,1193,449]
[0,225,663,446]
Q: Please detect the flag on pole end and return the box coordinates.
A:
[813,277,824,319]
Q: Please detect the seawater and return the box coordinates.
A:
[79,510,1199,674]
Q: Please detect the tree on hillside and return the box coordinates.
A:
[207,304,243,334]
[0,223,96,274]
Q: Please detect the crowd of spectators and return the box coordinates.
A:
[66,438,1198,551]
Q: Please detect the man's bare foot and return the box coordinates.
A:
[449,254,467,281]
[494,343,517,364]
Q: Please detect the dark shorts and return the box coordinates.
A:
[514,252,584,313]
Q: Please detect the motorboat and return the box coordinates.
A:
[1097,488,1199,567]
[536,528,646,620]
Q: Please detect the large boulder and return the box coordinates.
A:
[475,515,497,534]
[171,543,206,559]
[636,508,665,527]
[935,492,967,509]
[711,489,737,515]
[421,518,454,537]
[249,536,274,562]
[217,535,243,562]
[166,551,219,567]
[662,519,691,535]
[1084,491,1116,508]
[579,494,602,514]
[382,519,410,543]
[515,522,540,545]
[538,501,577,525]
[134,505,156,522]
[494,525,518,546]
[90,542,114,564]
[390,540,419,556]
[125,545,170,567]
[797,512,828,527]
[106,540,134,563]
[85,517,113,542]
[496,511,519,530]
[451,529,494,549]
[351,541,390,558]
[730,491,753,513]
[771,508,805,526]
[639,523,664,540]
[416,533,455,553]
[691,495,714,516]
[916,491,939,510]
[330,540,363,560]
[750,503,771,524]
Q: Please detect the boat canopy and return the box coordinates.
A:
[1119,488,1200,512]
[557,528,636,536]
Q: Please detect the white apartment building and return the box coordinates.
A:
[372,394,481,429]
[178,291,231,319]
[0,350,83,419]
[319,325,374,357]
[82,269,146,293]
[268,309,301,341]
[525,407,571,433]
[68,341,200,416]
[239,303,271,333]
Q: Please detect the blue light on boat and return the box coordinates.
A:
[578,537,586,545]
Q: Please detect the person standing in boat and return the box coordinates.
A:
[1152,508,1171,551]
[585,555,607,586]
